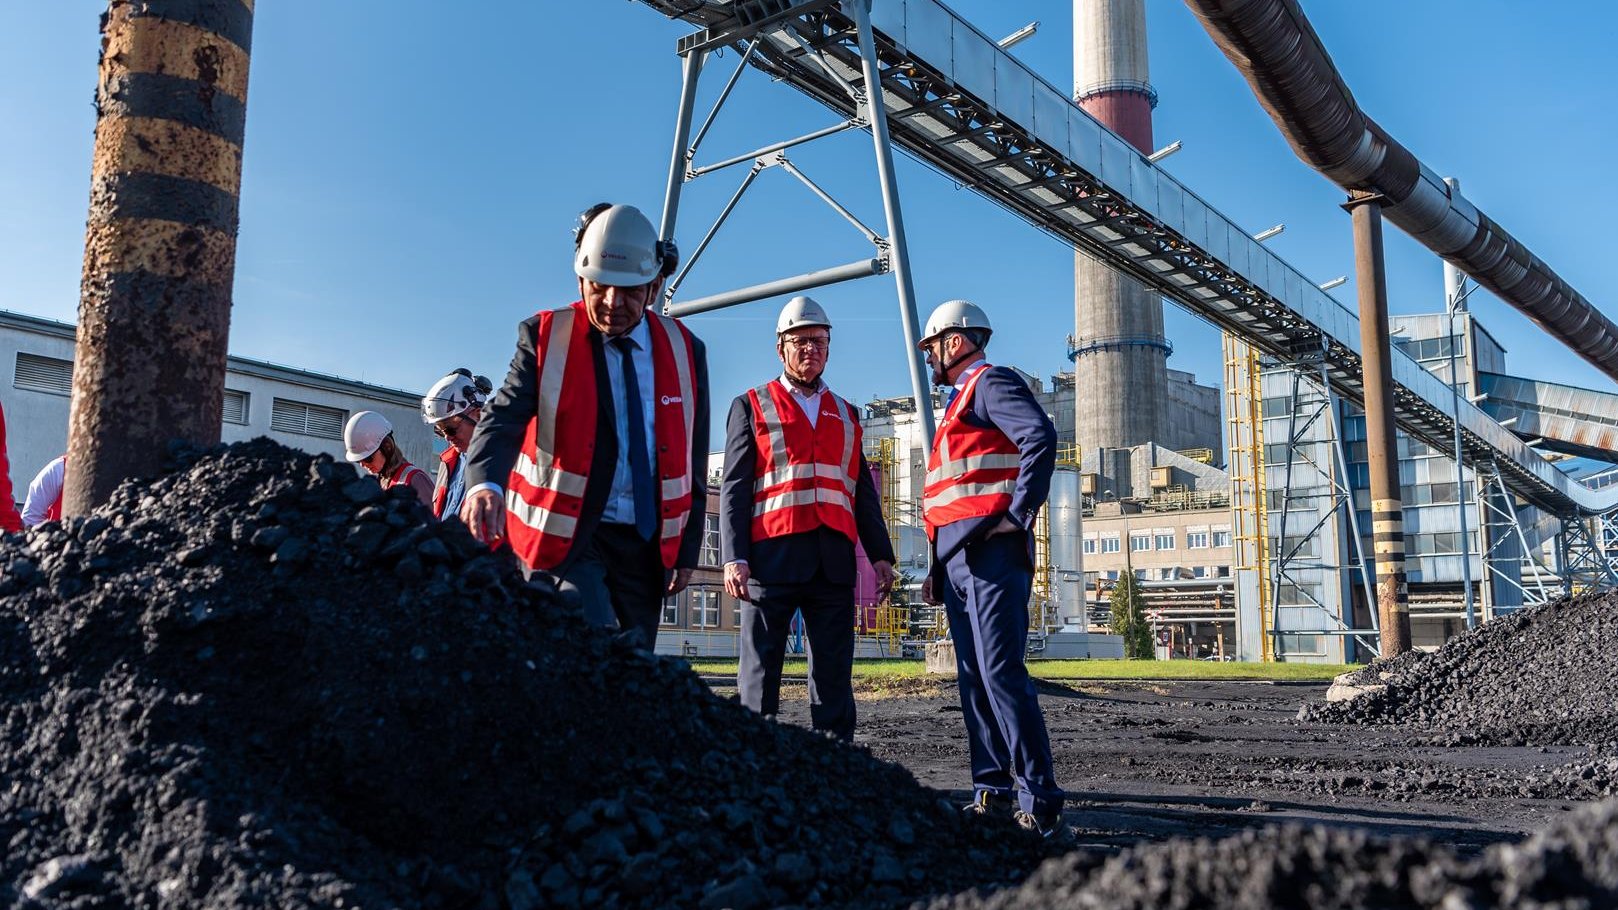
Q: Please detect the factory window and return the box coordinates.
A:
[660,598,680,627]
[1186,528,1210,549]
[1277,634,1325,657]
[13,353,73,396]
[1211,526,1232,548]
[700,514,720,567]
[690,589,719,629]
[222,389,249,425]
[1261,397,1291,419]
[1134,569,1147,582]
[270,398,347,440]
[1276,581,1324,607]
[1157,567,1178,580]
[1082,535,1097,555]
[1153,530,1175,550]
[1345,441,1368,463]
[1192,565,1208,578]
[1100,534,1120,554]
[1130,532,1151,552]
[1214,565,1231,578]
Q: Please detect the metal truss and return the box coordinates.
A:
[1474,461,1558,610]
[1266,349,1380,659]
[655,0,936,445]
[1559,512,1618,595]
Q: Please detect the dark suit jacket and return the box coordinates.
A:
[929,364,1056,587]
[720,385,895,586]
[465,310,710,573]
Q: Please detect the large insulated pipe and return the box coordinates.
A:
[65,0,254,514]
[1184,0,1618,385]
[1347,194,1412,656]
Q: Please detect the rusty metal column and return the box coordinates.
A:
[1344,193,1412,656]
[65,0,255,515]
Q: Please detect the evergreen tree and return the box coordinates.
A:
[1108,574,1155,660]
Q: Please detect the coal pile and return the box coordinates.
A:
[923,798,1618,910]
[1302,593,1618,746]
[0,439,1052,909]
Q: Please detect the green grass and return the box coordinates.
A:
[687,658,1356,682]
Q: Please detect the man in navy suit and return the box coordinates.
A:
[721,296,897,741]
[918,299,1066,840]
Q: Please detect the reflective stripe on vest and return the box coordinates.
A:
[504,302,698,570]
[748,380,860,543]
[922,364,1019,539]
[384,462,427,492]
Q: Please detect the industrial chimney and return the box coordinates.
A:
[1072,0,1169,459]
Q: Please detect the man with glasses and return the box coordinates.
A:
[421,368,492,521]
[719,296,896,740]
[461,203,708,650]
[916,299,1066,842]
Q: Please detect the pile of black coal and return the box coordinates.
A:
[0,439,1052,909]
[1302,593,1618,746]
[923,799,1618,910]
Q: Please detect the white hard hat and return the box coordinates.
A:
[421,369,490,424]
[573,204,666,287]
[777,295,832,334]
[918,299,993,348]
[343,410,393,462]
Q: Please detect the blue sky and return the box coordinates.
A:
[3,1,1616,449]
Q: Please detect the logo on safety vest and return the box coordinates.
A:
[661,395,682,406]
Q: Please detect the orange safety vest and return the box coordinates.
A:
[433,446,460,519]
[504,301,698,571]
[747,379,860,543]
[922,365,1020,540]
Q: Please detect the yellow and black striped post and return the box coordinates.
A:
[1345,192,1412,656]
[64,0,254,515]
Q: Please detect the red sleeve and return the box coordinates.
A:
[0,405,23,533]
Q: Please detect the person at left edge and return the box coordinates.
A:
[460,203,709,650]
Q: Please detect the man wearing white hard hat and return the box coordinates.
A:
[719,296,896,741]
[461,203,709,649]
[916,299,1067,841]
[421,368,492,521]
[344,410,434,508]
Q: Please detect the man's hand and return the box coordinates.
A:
[872,559,898,598]
[723,562,751,602]
[461,488,505,545]
[667,566,694,596]
[986,516,1021,537]
[922,575,942,606]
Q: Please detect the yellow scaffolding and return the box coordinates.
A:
[859,436,908,651]
[1224,333,1274,661]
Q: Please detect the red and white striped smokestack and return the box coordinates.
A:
[1071,0,1169,462]
[1074,0,1155,152]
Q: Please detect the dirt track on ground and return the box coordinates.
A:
[717,676,1607,854]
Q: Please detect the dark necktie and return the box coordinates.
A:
[612,336,658,541]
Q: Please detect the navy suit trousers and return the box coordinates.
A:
[737,573,857,741]
[943,531,1063,815]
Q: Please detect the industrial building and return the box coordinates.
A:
[0,309,436,506]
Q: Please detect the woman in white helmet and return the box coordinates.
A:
[421,368,491,521]
[344,410,433,508]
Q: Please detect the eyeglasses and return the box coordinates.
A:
[433,416,463,439]
[783,336,831,351]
